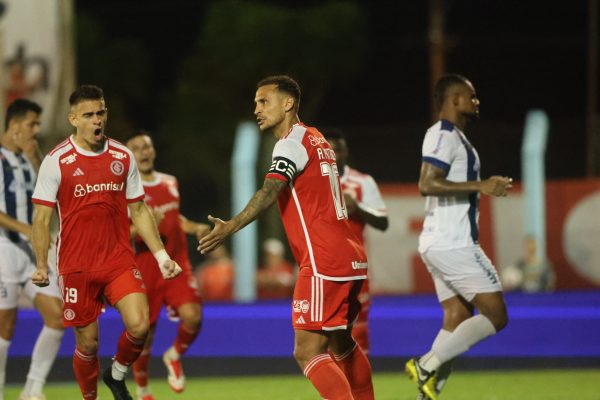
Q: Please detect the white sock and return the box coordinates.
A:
[136,385,151,396]
[0,337,10,400]
[24,326,64,395]
[431,329,453,392]
[111,360,129,381]
[428,315,496,369]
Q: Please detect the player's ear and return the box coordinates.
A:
[284,96,295,113]
[67,112,77,128]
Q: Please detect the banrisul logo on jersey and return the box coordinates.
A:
[73,182,124,197]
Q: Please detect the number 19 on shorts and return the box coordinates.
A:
[64,287,78,303]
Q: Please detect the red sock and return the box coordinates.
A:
[303,353,353,400]
[115,330,146,366]
[333,343,374,400]
[133,348,151,387]
[173,323,200,355]
[73,347,99,399]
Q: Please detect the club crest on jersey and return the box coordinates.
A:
[109,149,127,160]
[293,299,310,314]
[64,308,76,321]
[110,160,125,176]
[60,153,77,165]
[132,269,142,280]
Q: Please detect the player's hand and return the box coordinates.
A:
[197,215,230,254]
[344,193,358,215]
[31,268,49,287]
[159,259,182,280]
[480,176,512,197]
[195,223,211,241]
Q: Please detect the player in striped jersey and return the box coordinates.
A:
[405,75,511,400]
[324,129,388,356]
[200,76,374,400]
[0,99,64,400]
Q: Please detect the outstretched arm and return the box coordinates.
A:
[180,215,211,240]
[198,177,287,254]
[418,162,512,197]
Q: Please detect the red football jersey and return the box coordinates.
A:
[133,172,190,268]
[340,166,388,245]
[265,123,367,281]
[32,137,144,274]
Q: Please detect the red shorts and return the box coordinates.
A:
[137,253,201,324]
[60,266,146,327]
[164,261,202,317]
[292,267,364,331]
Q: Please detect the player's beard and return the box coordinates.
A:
[462,110,479,126]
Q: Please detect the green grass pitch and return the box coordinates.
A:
[7,369,599,399]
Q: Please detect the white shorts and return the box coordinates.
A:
[0,240,61,309]
[420,245,503,302]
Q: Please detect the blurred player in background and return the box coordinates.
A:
[405,74,511,400]
[200,75,374,400]
[31,85,181,400]
[126,131,208,400]
[324,129,388,355]
[0,99,64,400]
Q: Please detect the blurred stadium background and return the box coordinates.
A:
[1,0,599,398]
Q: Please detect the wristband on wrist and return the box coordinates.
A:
[153,249,170,265]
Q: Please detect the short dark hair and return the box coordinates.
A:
[433,74,470,111]
[5,99,42,130]
[124,128,152,145]
[69,84,104,106]
[323,129,346,142]
[257,75,301,109]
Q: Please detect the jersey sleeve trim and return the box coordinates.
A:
[126,194,145,204]
[423,156,450,172]
[32,198,56,208]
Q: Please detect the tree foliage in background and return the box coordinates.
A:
[158,0,368,221]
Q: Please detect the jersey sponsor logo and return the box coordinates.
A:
[293,299,310,314]
[295,315,306,324]
[110,160,125,176]
[60,153,77,165]
[109,149,128,160]
[308,135,327,147]
[63,308,76,321]
[73,181,125,197]
[72,167,85,176]
[269,157,296,181]
[351,261,368,270]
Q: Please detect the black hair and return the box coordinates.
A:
[323,129,346,142]
[124,128,152,144]
[257,75,301,109]
[68,84,104,106]
[433,74,470,111]
[5,98,42,130]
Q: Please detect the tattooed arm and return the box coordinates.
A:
[198,177,287,254]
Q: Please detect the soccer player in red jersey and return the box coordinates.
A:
[200,76,374,400]
[126,131,207,400]
[324,130,389,356]
[30,85,181,400]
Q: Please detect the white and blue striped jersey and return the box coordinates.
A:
[0,147,36,244]
[418,120,481,252]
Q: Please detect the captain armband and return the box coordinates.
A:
[268,157,297,181]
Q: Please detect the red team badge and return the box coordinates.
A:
[110,160,125,176]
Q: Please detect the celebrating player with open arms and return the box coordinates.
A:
[199,75,374,400]
[31,85,181,400]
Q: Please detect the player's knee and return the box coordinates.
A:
[127,319,150,339]
[77,336,99,354]
[481,307,508,332]
[180,307,202,329]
